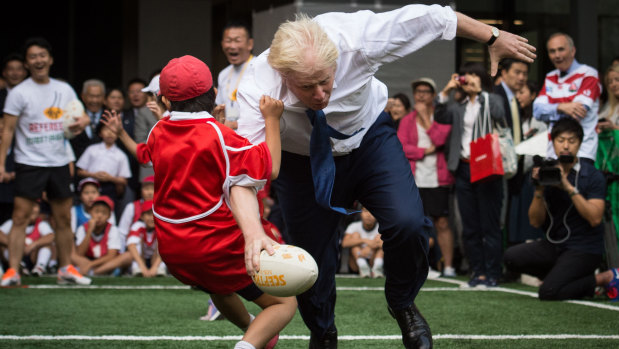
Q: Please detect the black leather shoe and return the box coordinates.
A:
[309,326,337,349]
[389,303,433,349]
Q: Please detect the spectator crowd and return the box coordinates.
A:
[0,23,618,306]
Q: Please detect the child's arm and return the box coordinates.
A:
[229,185,276,275]
[259,95,283,179]
[342,232,365,248]
[75,222,94,256]
[24,233,55,255]
[148,251,163,275]
[101,110,138,159]
[127,243,150,276]
[88,249,119,269]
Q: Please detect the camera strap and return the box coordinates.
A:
[544,164,580,244]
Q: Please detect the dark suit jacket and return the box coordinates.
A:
[493,84,524,141]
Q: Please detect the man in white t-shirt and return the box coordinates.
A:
[215,21,254,130]
[0,37,91,286]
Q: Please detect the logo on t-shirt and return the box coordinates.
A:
[569,83,578,93]
[44,106,63,120]
[43,91,64,120]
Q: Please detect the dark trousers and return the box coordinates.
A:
[276,113,432,336]
[455,162,503,279]
[504,240,601,300]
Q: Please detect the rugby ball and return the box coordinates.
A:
[62,100,85,139]
[252,244,318,297]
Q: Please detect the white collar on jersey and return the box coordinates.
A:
[169,111,214,121]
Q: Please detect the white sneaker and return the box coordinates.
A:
[442,266,456,278]
[372,266,384,278]
[131,264,142,276]
[156,264,167,276]
[359,263,371,278]
[32,265,46,277]
[57,265,92,285]
[427,268,441,279]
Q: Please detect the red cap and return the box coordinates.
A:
[159,55,213,102]
[142,175,155,184]
[141,200,153,213]
[93,195,114,211]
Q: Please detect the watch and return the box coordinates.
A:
[486,27,500,46]
[569,187,580,197]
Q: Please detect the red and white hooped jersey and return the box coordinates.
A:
[536,64,601,108]
[136,111,274,294]
[127,220,158,260]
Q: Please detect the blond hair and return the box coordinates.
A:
[268,14,338,77]
[601,64,619,120]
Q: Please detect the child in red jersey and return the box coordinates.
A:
[102,55,294,349]
[71,196,121,277]
[94,200,165,277]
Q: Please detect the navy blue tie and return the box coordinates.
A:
[306,109,361,215]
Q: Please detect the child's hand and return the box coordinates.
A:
[259,95,284,120]
[101,110,123,135]
[244,231,277,276]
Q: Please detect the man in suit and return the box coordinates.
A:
[494,59,528,145]
[71,79,106,160]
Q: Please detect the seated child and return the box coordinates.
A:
[118,175,154,251]
[342,206,384,278]
[94,200,165,277]
[71,177,116,233]
[76,121,132,209]
[102,55,295,349]
[71,196,121,276]
[0,201,54,276]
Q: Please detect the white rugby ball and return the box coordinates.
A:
[62,100,85,139]
[252,244,318,297]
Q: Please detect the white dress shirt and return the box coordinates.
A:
[237,4,457,156]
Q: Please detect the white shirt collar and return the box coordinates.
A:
[169,111,214,121]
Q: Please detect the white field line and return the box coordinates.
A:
[1,334,618,341]
[16,277,619,312]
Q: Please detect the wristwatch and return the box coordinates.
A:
[486,27,500,46]
[569,187,580,197]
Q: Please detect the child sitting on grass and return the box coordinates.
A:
[71,196,121,276]
[93,200,165,277]
[117,175,154,252]
[102,55,295,349]
[342,206,384,278]
[1,201,54,276]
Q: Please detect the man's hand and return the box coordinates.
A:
[259,95,284,120]
[558,102,587,119]
[68,113,91,136]
[488,30,536,76]
[212,104,226,124]
[244,231,277,276]
[101,110,123,136]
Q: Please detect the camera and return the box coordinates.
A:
[457,75,467,85]
[533,155,575,186]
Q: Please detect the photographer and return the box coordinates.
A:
[504,117,618,301]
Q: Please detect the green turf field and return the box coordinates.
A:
[1,275,618,348]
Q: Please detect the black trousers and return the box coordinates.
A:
[276,113,432,336]
[504,240,601,300]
